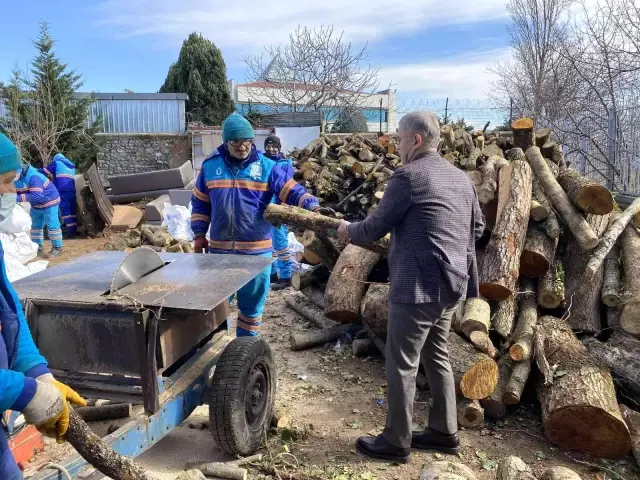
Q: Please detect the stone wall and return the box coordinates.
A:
[97,133,190,179]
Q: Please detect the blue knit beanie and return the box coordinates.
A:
[222,114,254,142]
[0,133,22,174]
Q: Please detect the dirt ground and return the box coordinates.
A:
[20,240,639,480]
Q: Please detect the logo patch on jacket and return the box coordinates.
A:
[250,163,262,180]
[216,168,222,176]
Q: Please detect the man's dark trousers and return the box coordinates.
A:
[383,301,459,449]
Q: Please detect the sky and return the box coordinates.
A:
[0,0,513,117]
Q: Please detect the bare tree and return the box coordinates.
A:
[243,26,383,125]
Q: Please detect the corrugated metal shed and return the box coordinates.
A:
[259,111,323,128]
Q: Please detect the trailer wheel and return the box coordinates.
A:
[209,336,276,455]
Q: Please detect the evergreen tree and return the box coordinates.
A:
[333,107,369,133]
[160,33,235,125]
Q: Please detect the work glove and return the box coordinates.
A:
[193,236,209,253]
[314,206,337,217]
[38,373,87,413]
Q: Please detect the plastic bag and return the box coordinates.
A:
[0,232,38,264]
[5,256,48,283]
[287,231,304,255]
[0,205,31,234]
[161,203,194,241]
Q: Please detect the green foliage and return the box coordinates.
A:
[494,117,513,132]
[160,33,235,125]
[333,107,369,133]
[1,22,101,170]
[447,117,475,132]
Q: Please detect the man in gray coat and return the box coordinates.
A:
[338,111,484,463]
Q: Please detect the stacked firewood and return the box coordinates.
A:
[266,117,640,465]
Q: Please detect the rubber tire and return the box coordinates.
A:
[209,336,277,455]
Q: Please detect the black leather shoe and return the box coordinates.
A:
[356,435,410,463]
[271,278,291,291]
[411,428,460,454]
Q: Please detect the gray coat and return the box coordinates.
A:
[347,152,484,304]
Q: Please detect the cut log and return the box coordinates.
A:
[534,325,553,386]
[66,409,158,480]
[496,456,536,480]
[360,283,389,337]
[291,264,329,291]
[448,333,498,400]
[76,403,132,422]
[468,330,498,358]
[530,180,552,221]
[525,146,598,250]
[197,463,248,480]
[492,292,518,341]
[465,148,482,171]
[289,324,360,351]
[620,224,640,338]
[535,128,552,147]
[557,168,613,215]
[300,286,325,309]
[460,297,491,337]
[509,278,538,362]
[564,213,611,333]
[602,244,622,307]
[540,467,582,480]
[540,140,558,159]
[585,198,640,279]
[536,316,631,458]
[511,117,535,151]
[503,356,532,405]
[324,244,380,323]
[584,331,640,404]
[479,160,533,300]
[519,224,558,278]
[264,204,389,257]
[484,143,505,158]
[477,155,509,205]
[544,211,562,239]
[476,136,485,151]
[285,292,336,329]
[480,356,512,420]
[551,144,566,168]
[441,125,456,151]
[538,259,565,309]
[352,338,376,356]
[420,461,477,480]
[457,399,484,428]
[301,230,340,267]
[620,405,640,469]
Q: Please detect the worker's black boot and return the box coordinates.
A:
[49,247,63,258]
[356,435,410,463]
[411,428,460,454]
[271,278,291,291]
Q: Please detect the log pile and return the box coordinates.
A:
[272,119,640,462]
[103,225,194,253]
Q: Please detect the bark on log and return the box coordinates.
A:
[530,180,552,221]
[540,467,582,480]
[535,128,552,147]
[607,307,621,328]
[541,140,558,160]
[492,293,518,341]
[545,211,562,239]
[480,356,512,420]
[503,358,532,405]
[76,403,132,422]
[360,283,389,337]
[291,264,329,291]
[352,338,376,356]
[620,404,640,469]
[585,199,640,279]
[477,156,509,205]
[557,168,613,215]
[289,324,361,351]
[534,325,553,386]
[476,136,485,151]
[584,331,640,404]
[538,259,565,309]
[324,244,380,323]
[460,297,491,337]
[602,244,621,307]
[441,125,456,151]
[448,333,499,400]
[457,399,484,428]
[468,330,498,358]
[620,224,640,338]
[285,292,337,329]
[536,316,631,458]
[511,118,535,151]
[264,204,390,257]
[564,213,611,333]
[301,230,340,267]
[465,148,483,171]
[66,409,158,480]
[300,287,325,309]
[479,160,533,300]
[519,224,558,278]
[509,278,538,362]
[197,463,248,480]
[526,147,599,250]
[496,456,536,480]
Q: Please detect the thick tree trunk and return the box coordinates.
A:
[620,225,640,338]
[497,456,536,480]
[564,213,611,333]
[66,409,158,480]
[360,283,389,337]
[448,333,499,400]
[538,259,565,309]
[264,204,389,257]
[324,244,380,323]
[557,168,613,215]
[289,324,360,351]
[285,292,336,329]
[492,293,518,342]
[585,199,640,279]
[519,224,558,278]
[541,140,558,160]
[536,316,631,458]
[503,358,532,406]
[457,399,484,428]
[480,356,512,420]
[530,180,552,221]
[509,278,537,362]
[511,118,535,151]
[291,264,329,291]
[620,405,640,469]
[535,128,552,148]
[602,244,622,307]
[479,160,533,300]
[477,156,509,204]
[526,147,599,250]
[302,230,340,267]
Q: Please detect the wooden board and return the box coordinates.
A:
[87,164,114,225]
[111,205,143,231]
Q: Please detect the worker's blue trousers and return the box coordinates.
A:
[31,206,62,249]
[222,251,272,337]
[271,225,292,280]
[59,191,77,237]
[0,428,23,480]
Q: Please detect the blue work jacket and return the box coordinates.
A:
[41,154,76,193]
[14,166,60,209]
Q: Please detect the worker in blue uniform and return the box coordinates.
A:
[263,135,294,290]
[41,153,77,238]
[0,133,86,479]
[191,114,332,337]
[14,164,63,257]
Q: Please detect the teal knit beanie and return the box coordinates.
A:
[222,114,254,142]
[0,133,22,174]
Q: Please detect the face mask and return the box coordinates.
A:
[0,193,16,223]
